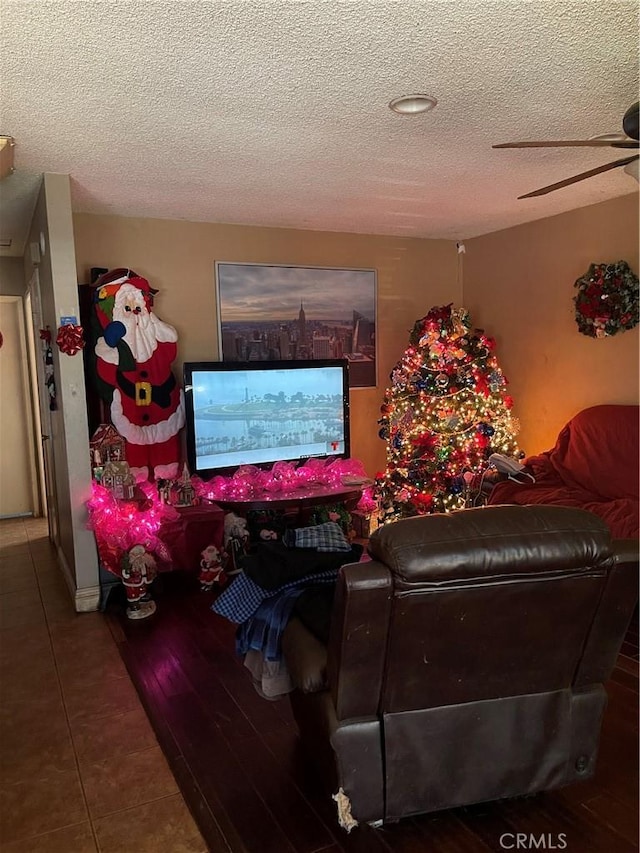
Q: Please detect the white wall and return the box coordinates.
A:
[26,174,99,608]
[0,256,26,296]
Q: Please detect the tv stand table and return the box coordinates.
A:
[214,482,366,525]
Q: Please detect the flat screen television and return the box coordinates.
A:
[183,359,350,478]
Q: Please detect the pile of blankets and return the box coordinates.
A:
[212,522,362,698]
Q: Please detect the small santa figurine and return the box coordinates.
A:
[199,544,226,591]
[120,544,158,619]
[223,512,250,575]
[91,268,185,482]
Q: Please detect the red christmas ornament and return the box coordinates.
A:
[413,492,434,510]
[475,375,491,396]
[56,323,85,356]
[412,432,439,450]
[425,304,452,323]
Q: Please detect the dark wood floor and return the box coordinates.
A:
[106,573,639,853]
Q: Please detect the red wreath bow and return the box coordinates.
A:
[56,324,85,356]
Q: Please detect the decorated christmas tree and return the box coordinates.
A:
[375,304,521,522]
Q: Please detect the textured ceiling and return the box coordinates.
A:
[1,0,638,257]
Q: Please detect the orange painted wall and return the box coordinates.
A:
[464,193,639,456]
[73,214,460,476]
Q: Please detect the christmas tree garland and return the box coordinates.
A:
[573,261,639,338]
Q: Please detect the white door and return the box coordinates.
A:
[25,274,60,544]
[0,296,36,517]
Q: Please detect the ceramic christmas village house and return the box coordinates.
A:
[157,464,199,507]
[90,423,126,469]
[101,460,136,500]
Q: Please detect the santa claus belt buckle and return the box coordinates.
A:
[135,381,152,406]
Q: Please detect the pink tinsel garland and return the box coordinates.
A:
[193,457,369,503]
[86,481,178,560]
[87,459,375,565]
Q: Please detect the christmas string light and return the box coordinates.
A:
[376,304,521,523]
[87,457,373,575]
[193,457,369,503]
[86,483,179,573]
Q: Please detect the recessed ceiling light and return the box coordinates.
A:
[389,94,438,115]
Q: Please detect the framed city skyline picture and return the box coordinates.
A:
[215,262,377,389]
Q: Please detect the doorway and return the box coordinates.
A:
[0,295,38,518]
[24,271,60,544]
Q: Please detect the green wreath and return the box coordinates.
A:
[573,261,639,338]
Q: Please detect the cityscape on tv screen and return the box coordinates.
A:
[191,365,348,472]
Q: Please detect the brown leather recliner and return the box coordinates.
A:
[282,505,639,827]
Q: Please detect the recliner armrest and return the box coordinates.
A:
[327,560,393,721]
[574,538,639,687]
[612,538,640,565]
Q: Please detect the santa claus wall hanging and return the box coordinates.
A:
[90,268,185,482]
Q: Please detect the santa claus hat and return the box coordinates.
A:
[92,268,158,323]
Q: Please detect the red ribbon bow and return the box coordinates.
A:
[56,324,85,356]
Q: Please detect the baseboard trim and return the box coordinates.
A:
[75,585,101,612]
[56,545,100,612]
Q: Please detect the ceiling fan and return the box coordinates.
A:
[493,101,639,199]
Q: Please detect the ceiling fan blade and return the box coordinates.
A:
[494,139,639,149]
[518,155,640,199]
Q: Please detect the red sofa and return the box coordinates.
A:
[488,404,639,540]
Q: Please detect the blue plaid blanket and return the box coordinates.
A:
[212,568,338,664]
[283,521,351,552]
[236,588,303,661]
[212,568,338,625]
